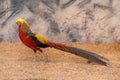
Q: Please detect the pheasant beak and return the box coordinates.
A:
[16,21,21,26]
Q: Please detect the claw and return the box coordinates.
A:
[33,50,37,53]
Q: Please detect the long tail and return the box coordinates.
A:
[47,42,109,66]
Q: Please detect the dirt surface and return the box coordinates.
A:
[0,42,120,80]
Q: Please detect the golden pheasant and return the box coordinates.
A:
[16,18,109,66]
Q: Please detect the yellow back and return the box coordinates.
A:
[35,34,48,44]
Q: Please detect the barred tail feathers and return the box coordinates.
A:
[47,42,108,66]
[66,46,109,66]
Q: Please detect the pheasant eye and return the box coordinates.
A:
[16,22,21,26]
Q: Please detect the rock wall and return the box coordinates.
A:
[0,0,120,43]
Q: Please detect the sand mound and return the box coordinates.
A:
[0,42,120,80]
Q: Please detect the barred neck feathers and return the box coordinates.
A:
[16,18,32,33]
[19,23,32,34]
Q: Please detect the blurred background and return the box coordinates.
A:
[0,0,120,43]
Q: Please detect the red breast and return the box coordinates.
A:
[18,27,39,51]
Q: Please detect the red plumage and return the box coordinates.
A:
[18,27,42,52]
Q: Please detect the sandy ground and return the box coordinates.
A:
[0,42,120,80]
